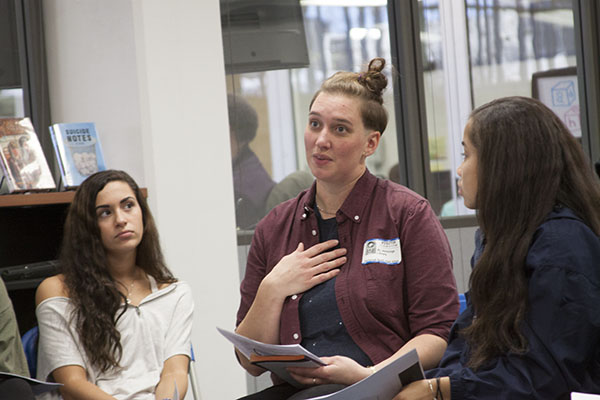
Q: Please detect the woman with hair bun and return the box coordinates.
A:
[35,170,194,400]
[396,96,600,399]
[234,58,458,399]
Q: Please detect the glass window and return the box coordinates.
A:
[0,0,24,118]
[222,0,397,232]
[0,89,24,118]
[419,0,578,218]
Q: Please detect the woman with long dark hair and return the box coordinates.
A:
[396,96,600,399]
[35,170,194,399]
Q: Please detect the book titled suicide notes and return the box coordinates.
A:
[49,122,106,188]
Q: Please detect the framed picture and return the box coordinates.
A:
[532,66,581,137]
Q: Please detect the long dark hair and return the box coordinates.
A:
[60,169,176,372]
[462,96,600,369]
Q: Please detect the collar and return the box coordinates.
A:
[121,280,179,309]
[546,204,582,222]
[300,169,377,224]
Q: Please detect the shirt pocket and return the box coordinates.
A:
[364,262,404,319]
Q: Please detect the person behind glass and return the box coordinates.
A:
[235,58,458,400]
[35,170,194,400]
[228,94,276,229]
[395,96,600,400]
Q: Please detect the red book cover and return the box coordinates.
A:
[0,118,55,193]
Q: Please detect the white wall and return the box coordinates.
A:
[43,0,145,183]
[43,1,246,398]
[131,1,246,397]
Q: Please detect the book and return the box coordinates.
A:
[217,327,326,388]
[250,354,311,363]
[49,122,106,188]
[305,349,424,400]
[0,118,56,193]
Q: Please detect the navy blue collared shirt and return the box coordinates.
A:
[428,206,600,399]
[298,209,372,366]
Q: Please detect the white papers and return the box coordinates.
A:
[306,349,424,400]
[572,393,600,400]
[0,372,62,395]
[218,327,326,387]
[218,327,425,398]
[217,327,325,365]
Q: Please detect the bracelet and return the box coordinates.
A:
[436,377,444,400]
[428,379,437,400]
[369,365,377,374]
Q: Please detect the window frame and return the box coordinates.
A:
[388,0,478,228]
[13,0,54,173]
[234,0,600,238]
[573,0,600,165]
[388,0,600,229]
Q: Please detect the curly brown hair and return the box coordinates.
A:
[60,169,176,372]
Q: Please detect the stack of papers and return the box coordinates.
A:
[218,327,425,399]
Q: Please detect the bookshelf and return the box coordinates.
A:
[0,189,147,334]
[0,191,76,207]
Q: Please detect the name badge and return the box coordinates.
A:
[362,238,402,265]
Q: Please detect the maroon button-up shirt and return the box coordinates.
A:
[237,170,458,364]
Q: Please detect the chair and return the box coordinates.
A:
[21,326,200,399]
[189,344,201,400]
[458,293,467,314]
[21,326,38,378]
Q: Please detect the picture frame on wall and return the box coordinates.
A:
[532,66,581,138]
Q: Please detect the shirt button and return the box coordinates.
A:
[354,215,360,221]
[291,294,298,300]
[293,333,299,340]
[302,213,307,219]
[311,230,317,236]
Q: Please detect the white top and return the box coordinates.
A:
[35,278,194,400]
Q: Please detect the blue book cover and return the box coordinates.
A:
[49,122,106,188]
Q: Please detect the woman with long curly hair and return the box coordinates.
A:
[35,170,194,400]
[396,96,600,399]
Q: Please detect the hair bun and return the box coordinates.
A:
[368,57,385,73]
[358,57,387,104]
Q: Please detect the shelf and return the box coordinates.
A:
[0,191,76,207]
[0,188,147,208]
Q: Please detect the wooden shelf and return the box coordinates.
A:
[0,191,76,207]
[0,188,147,208]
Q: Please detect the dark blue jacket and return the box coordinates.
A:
[428,206,600,399]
